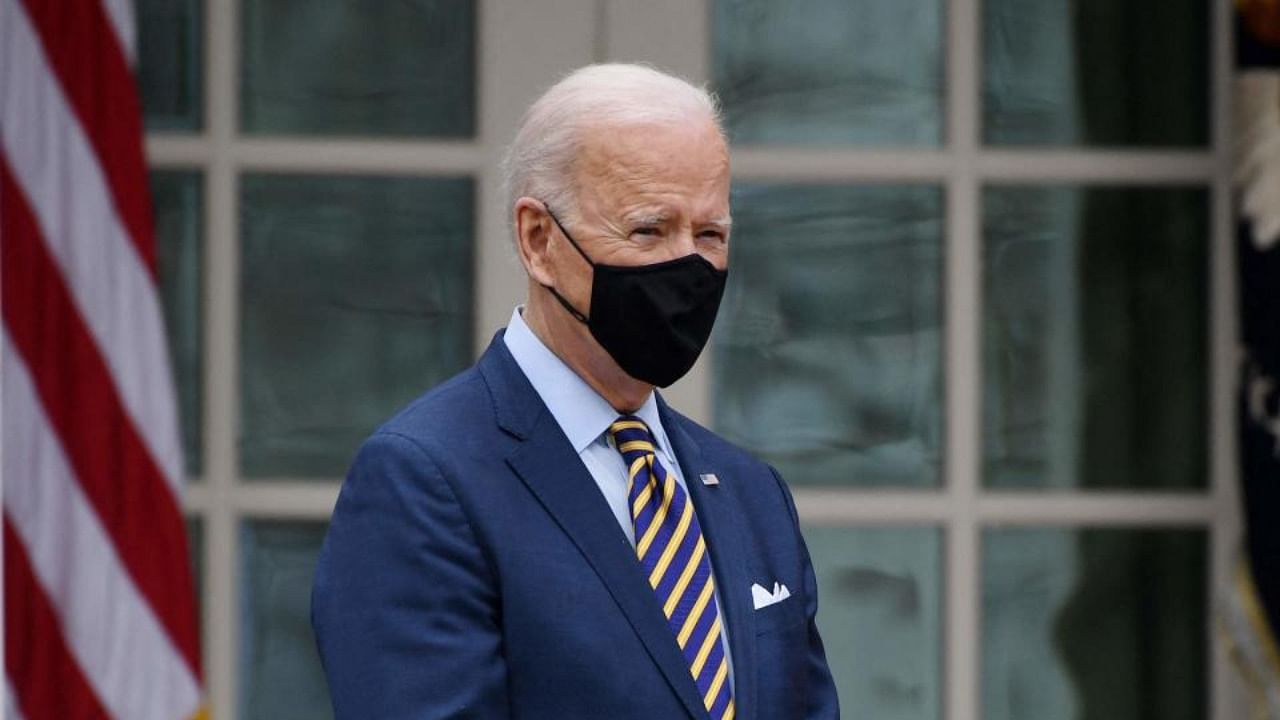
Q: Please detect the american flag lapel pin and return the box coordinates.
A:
[699,473,720,486]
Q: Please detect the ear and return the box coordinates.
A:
[513,197,557,287]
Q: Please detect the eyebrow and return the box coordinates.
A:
[624,211,672,226]
[623,212,733,229]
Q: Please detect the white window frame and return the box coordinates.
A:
[147,0,1243,716]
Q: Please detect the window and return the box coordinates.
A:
[141,1,1239,717]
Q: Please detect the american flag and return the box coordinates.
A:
[2,0,205,718]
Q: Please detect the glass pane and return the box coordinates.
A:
[241,0,475,137]
[137,0,203,131]
[982,186,1207,489]
[713,0,943,146]
[983,0,1208,146]
[806,526,942,720]
[240,521,332,720]
[151,171,203,477]
[239,174,473,478]
[185,516,204,642]
[714,184,944,487]
[982,528,1207,720]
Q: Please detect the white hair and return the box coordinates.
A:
[501,63,725,227]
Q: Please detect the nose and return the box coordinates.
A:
[667,226,698,259]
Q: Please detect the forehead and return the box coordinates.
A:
[574,120,730,215]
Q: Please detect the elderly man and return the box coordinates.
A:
[312,64,839,720]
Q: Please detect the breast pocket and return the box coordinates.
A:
[753,591,805,635]
[751,587,810,719]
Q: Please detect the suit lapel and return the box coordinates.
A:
[661,401,759,720]
[480,338,709,719]
[507,421,710,720]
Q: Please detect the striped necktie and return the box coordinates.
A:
[609,416,734,720]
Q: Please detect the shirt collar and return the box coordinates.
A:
[503,307,672,456]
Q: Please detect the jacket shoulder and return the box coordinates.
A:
[664,406,771,474]
[662,404,801,516]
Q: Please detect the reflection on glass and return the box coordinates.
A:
[982,528,1206,720]
[714,184,944,487]
[241,0,475,137]
[982,186,1207,489]
[983,0,1208,146]
[806,526,942,720]
[239,174,473,478]
[240,522,332,720]
[137,0,203,131]
[152,171,203,477]
[713,0,943,146]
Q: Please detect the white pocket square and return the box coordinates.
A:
[751,581,791,610]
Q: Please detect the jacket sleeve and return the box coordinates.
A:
[311,431,509,719]
[771,466,841,720]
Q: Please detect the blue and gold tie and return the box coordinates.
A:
[609,416,734,720]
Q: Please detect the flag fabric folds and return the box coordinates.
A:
[1227,3,1280,718]
[2,0,204,717]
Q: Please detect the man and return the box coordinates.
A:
[312,63,839,720]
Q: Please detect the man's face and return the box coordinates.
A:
[548,119,732,310]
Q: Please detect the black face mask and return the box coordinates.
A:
[541,206,728,388]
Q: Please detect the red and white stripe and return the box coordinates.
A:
[2,0,204,717]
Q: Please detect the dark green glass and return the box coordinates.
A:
[806,526,943,720]
[982,528,1207,720]
[240,521,332,720]
[137,0,203,131]
[713,0,944,146]
[241,0,475,137]
[982,186,1208,489]
[239,174,473,478]
[983,0,1209,146]
[151,171,203,476]
[714,183,944,487]
[185,516,204,643]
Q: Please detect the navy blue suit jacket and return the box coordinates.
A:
[312,334,839,719]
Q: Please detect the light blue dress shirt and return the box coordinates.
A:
[503,307,734,687]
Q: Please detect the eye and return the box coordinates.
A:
[631,226,661,237]
[698,229,728,243]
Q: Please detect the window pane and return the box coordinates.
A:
[137,0,203,131]
[982,528,1207,720]
[185,516,204,643]
[983,0,1208,146]
[239,174,473,478]
[240,521,331,720]
[714,184,944,487]
[982,186,1207,489]
[713,0,943,146]
[241,0,475,137]
[806,526,942,720]
[152,171,203,477]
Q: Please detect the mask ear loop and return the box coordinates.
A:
[543,204,595,266]
[540,202,592,325]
